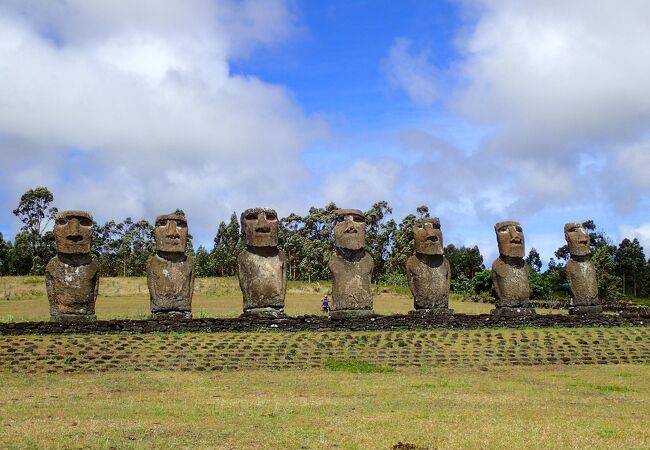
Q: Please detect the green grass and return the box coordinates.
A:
[0,365,648,449]
[0,276,564,321]
[323,358,395,373]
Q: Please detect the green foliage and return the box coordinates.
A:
[445,244,484,280]
[451,273,472,294]
[12,186,57,259]
[529,267,552,299]
[592,245,623,302]
[472,269,493,294]
[323,358,395,373]
[526,248,542,272]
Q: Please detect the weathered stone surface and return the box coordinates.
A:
[147,254,194,316]
[147,214,194,317]
[238,248,287,314]
[329,209,374,316]
[564,222,601,315]
[237,208,286,316]
[406,217,452,313]
[46,210,99,321]
[491,221,533,315]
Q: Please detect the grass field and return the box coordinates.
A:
[0,365,648,449]
[0,276,562,321]
[1,277,648,449]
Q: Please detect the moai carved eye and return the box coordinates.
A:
[515,226,523,232]
[352,215,365,223]
[56,218,68,226]
[156,219,169,227]
[265,212,277,221]
[245,213,257,221]
[175,220,188,229]
[79,218,93,227]
[498,226,509,233]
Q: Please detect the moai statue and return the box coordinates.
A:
[45,210,99,321]
[564,222,602,315]
[491,221,536,316]
[147,213,194,319]
[328,209,374,318]
[237,208,286,317]
[406,217,453,315]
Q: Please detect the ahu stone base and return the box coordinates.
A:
[409,308,454,316]
[329,309,374,319]
[243,307,285,318]
[151,311,192,320]
[50,314,96,323]
[490,307,536,317]
[569,305,603,316]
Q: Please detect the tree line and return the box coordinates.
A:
[1,187,649,301]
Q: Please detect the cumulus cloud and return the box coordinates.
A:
[382,38,439,105]
[381,0,650,224]
[322,160,402,208]
[0,0,327,243]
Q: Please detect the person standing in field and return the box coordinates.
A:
[321,295,330,314]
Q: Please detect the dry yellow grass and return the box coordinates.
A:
[0,365,648,449]
[0,276,561,321]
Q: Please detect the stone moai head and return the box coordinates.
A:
[334,209,366,251]
[495,220,525,258]
[241,207,279,248]
[154,214,188,254]
[413,217,443,255]
[564,222,591,257]
[54,210,93,255]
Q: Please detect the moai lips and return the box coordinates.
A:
[46,210,99,321]
[237,208,286,317]
[407,217,452,314]
[328,208,374,318]
[564,222,601,315]
[491,220,535,317]
[147,213,194,318]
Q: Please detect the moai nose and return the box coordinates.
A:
[70,218,80,235]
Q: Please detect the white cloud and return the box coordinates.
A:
[381,0,650,221]
[382,38,439,105]
[322,160,401,208]
[0,1,327,244]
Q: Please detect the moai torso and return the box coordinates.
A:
[46,256,99,316]
[147,254,194,313]
[328,250,374,311]
[566,258,598,306]
[406,254,450,309]
[564,223,599,308]
[237,208,286,315]
[46,210,99,320]
[238,248,286,310]
[147,214,194,316]
[492,257,530,307]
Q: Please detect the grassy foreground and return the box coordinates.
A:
[0,276,561,321]
[0,365,648,449]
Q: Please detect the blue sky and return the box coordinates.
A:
[1,0,650,265]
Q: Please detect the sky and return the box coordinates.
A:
[1,0,649,265]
